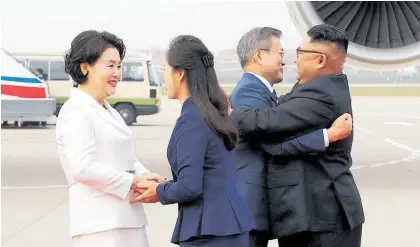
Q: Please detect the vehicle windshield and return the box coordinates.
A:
[147,61,161,86]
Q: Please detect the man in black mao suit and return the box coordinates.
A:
[230,24,365,247]
[230,27,353,247]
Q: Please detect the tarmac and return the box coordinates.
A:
[1,96,420,247]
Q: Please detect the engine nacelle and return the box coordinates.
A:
[286,1,420,70]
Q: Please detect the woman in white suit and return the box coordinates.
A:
[55,30,165,247]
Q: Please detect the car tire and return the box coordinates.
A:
[114,103,137,126]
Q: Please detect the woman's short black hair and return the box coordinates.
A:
[166,35,238,151]
[64,30,126,85]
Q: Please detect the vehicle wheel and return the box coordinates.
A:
[114,103,137,126]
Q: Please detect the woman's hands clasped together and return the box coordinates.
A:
[130,173,166,204]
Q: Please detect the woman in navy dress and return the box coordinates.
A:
[131,35,255,246]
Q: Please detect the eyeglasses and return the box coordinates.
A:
[296,47,326,57]
[260,49,284,59]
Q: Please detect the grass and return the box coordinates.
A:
[53,86,420,103]
[162,85,420,96]
[54,97,158,105]
[162,84,420,97]
[220,86,420,96]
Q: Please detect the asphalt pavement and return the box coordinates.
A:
[2,96,420,247]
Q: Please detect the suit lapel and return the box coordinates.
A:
[244,73,278,106]
[71,88,133,136]
[277,82,301,103]
[104,101,134,135]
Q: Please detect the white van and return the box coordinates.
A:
[10,51,163,125]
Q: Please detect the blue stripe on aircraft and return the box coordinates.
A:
[1,76,42,84]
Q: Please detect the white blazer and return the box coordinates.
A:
[56,88,149,237]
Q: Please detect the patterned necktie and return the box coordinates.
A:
[272,89,277,97]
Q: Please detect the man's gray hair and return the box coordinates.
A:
[237,27,283,68]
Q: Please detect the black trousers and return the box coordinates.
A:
[248,230,271,247]
[276,224,363,247]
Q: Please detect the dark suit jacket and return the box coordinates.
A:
[230,74,365,238]
[230,73,328,233]
[156,97,255,244]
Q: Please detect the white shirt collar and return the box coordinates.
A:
[246,72,273,93]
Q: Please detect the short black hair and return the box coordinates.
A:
[64,30,126,85]
[307,24,348,53]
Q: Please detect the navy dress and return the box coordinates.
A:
[156,97,255,247]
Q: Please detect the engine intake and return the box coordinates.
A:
[286,1,420,70]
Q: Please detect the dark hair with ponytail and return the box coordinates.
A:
[166,35,238,151]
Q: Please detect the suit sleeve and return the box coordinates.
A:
[56,108,133,200]
[260,129,326,156]
[230,86,335,143]
[156,118,207,205]
[232,86,328,154]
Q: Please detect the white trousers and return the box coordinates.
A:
[72,227,149,247]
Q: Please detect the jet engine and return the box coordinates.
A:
[286,1,420,70]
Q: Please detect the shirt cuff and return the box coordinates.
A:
[119,172,135,200]
[323,128,329,147]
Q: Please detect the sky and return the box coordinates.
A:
[1,0,303,54]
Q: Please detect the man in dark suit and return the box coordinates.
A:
[230,27,355,247]
[230,24,364,247]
